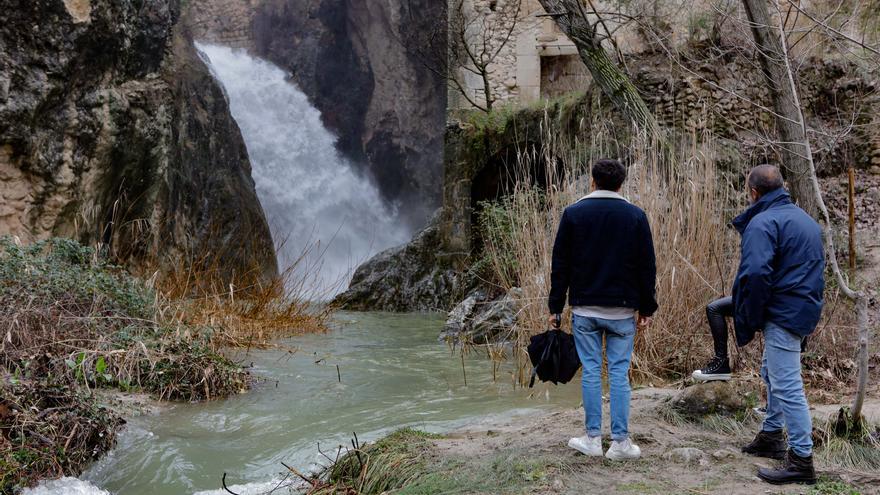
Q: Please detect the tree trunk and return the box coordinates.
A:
[536,0,663,145]
[741,0,817,217]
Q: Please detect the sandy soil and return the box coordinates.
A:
[428,387,880,495]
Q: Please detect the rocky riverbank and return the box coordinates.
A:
[313,383,880,494]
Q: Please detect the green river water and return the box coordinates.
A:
[55,312,582,494]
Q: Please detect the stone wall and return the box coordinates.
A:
[0,0,277,285]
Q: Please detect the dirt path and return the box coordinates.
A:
[423,387,880,495]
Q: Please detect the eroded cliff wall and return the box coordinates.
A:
[186,0,447,229]
[0,0,277,285]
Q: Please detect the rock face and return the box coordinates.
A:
[331,213,469,312]
[186,0,447,230]
[0,0,277,285]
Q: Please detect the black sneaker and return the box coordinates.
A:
[691,356,732,382]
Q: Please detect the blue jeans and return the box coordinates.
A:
[761,322,813,457]
[571,314,636,441]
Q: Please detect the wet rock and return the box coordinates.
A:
[670,380,758,419]
[663,447,710,465]
[332,212,469,312]
[443,289,490,337]
[441,287,522,344]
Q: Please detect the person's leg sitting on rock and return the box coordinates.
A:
[692,296,733,382]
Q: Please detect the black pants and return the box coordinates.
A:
[706,296,733,359]
[706,296,808,358]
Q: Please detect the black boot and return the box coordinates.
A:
[742,429,786,459]
[757,449,817,485]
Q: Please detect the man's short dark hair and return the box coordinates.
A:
[748,164,784,196]
[592,159,626,191]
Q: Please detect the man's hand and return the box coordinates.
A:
[548,314,561,329]
[637,315,653,329]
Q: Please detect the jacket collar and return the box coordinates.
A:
[578,190,629,202]
[731,188,791,234]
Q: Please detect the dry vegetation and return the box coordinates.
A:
[476,113,857,389]
[0,235,331,492]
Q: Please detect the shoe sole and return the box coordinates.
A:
[567,440,602,457]
[605,452,640,461]
[757,473,817,485]
[692,372,732,382]
[742,449,786,460]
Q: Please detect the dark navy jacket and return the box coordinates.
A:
[548,193,658,317]
[731,188,825,346]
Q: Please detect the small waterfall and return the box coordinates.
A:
[196,43,409,295]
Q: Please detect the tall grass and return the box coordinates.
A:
[477,111,855,385]
[150,230,334,349]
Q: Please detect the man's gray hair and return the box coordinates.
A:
[748,164,784,196]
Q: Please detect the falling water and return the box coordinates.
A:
[195,43,409,294]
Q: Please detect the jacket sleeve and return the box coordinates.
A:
[548,209,571,314]
[637,212,658,317]
[733,221,777,335]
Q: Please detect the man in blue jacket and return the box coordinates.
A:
[733,165,824,485]
[549,158,657,461]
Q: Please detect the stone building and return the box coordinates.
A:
[448,0,589,109]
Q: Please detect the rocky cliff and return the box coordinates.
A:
[0,0,277,286]
[186,0,447,230]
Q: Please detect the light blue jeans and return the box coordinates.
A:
[761,322,813,457]
[571,314,636,441]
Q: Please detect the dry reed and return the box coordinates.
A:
[477,111,856,386]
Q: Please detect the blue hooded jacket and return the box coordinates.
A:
[731,188,825,346]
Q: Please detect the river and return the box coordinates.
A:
[25,312,579,495]
[21,42,582,495]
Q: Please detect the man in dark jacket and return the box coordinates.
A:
[549,158,657,461]
[733,165,824,485]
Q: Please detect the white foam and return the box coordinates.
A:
[21,477,111,495]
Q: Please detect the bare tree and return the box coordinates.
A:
[535,0,664,143]
[444,0,523,112]
[741,0,818,216]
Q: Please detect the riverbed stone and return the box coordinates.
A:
[441,287,522,344]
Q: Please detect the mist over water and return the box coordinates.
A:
[196,43,409,294]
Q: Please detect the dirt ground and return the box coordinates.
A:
[427,387,880,495]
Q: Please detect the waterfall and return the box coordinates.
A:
[196,43,409,295]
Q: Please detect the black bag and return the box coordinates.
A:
[527,328,581,387]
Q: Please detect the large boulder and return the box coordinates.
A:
[0,0,277,286]
[331,213,469,312]
[669,380,761,419]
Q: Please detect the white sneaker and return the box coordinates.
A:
[605,437,641,460]
[567,435,603,456]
